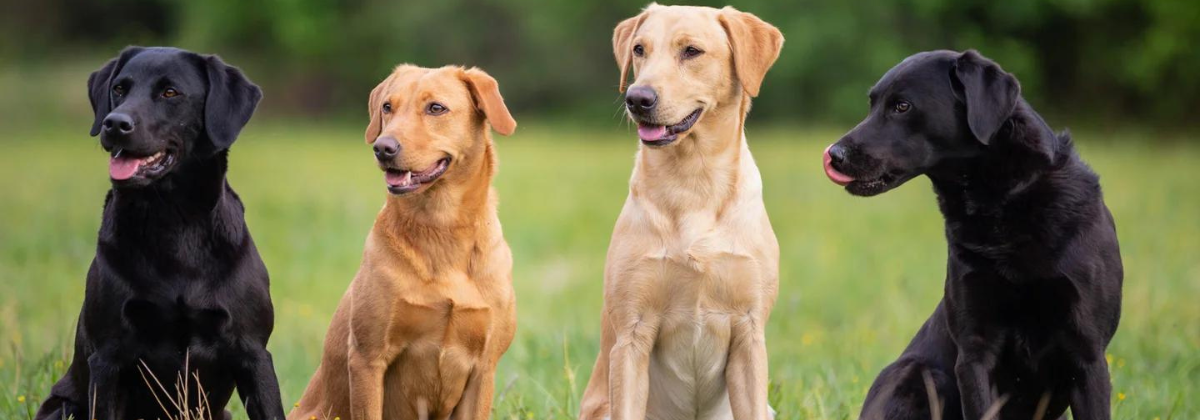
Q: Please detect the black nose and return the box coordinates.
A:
[373,136,400,161]
[624,86,657,114]
[102,113,135,136]
[828,142,848,165]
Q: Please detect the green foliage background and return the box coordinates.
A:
[2,0,1198,126]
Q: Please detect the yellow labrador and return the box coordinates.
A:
[579,4,783,420]
[289,65,517,420]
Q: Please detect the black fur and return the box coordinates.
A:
[35,47,284,420]
[831,50,1123,420]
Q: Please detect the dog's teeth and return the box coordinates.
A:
[402,171,413,186]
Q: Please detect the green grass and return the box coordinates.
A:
[1,123,1196,419]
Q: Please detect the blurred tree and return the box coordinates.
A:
[0,0,1196,127]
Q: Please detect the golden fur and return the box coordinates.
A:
[289,65,517,420]
[579,4,783,420]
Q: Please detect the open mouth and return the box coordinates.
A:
[384,158,450,195]
[109,148,175,182]
[635,108,702,147]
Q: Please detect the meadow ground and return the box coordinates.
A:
[0,123,1196,419]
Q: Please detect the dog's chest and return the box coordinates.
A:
[633,226,763,418]
[384,272,495,412]
[118,292,231,349]
[391,273,494,354]
[647,307,735,419]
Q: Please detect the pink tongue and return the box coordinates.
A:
[823,144,855,186]
[385,171,410,187]
[637,124,667,141]
[109,156,143,180]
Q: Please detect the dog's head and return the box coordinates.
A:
[824,50,1054,196]
[614,4,782,147]
[88,47,261,188]
[364,65,516,196]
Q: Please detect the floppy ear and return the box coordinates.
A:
[203,54,262,152]
[613,10,649,93]
[364,77,389,144]
[718,7,784,98]
[88,46,144,136]
[951,50,1020,145]
[461,68,517,136]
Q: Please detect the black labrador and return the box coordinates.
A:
[35,47,285,420]
[823,50,1123,420]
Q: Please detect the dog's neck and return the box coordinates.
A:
[926,105,1101,274]
[100,150,246,257]
[631,92,752,218]
[927,102,1072,207]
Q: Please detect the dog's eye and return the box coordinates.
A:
[382,102,392,114]
[426,102,448,116]
[633,44,645,57]
[162,88,179,98]
[893,101,911,113]
[682,46,704,59]
[112,85,125,97]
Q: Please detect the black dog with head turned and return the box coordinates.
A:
[825,50,1123,420]
[35,47,285,420]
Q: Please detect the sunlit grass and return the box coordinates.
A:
[0,123,1196,419]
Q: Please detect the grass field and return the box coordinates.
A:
[0,123,1196,419]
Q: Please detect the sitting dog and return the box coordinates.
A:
[578,4,783,420]
[35,47,284,420]
[824,50,1123,420]
[288,65,518,420]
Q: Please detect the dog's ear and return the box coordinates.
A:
[719,7,784,98]
[365,76,390,144]
[951,50,1020,145]
[461,67,517,136]
[88,46,144,136]
[613,9,650,93]
[202,54,262,152]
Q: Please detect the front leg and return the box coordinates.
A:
[347,340,390,420]
[87,346,126,420]
[954,335,1001,419]
[608,311,659,420]
[579,307,617,420]
[347,284,399,420]
[233,346,286,420]
[1067,355,1112,420]
[726,311,770,420]
[450,367,497,420]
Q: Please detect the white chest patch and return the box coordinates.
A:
[646,306,734,420]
